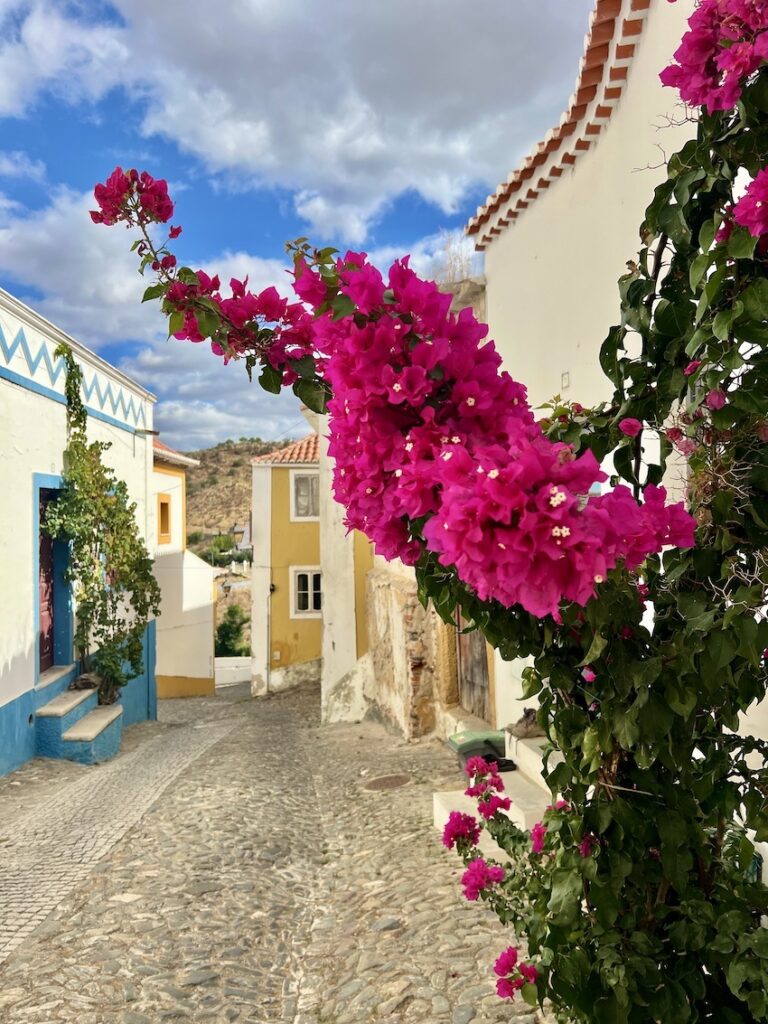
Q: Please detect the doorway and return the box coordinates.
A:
[456,614,491,722]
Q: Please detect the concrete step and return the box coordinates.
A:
[61,705,124,765]
[505,736,562,795]
[35,688,99,757]
[433,769,551,858]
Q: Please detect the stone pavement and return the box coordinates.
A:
[0,683,542,1024]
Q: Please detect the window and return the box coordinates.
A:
[291,471,319,520]
[158,494,171,544]
[292,568,322,617]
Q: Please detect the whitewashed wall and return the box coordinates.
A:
[153,550,215,682]
[0,288,154,710]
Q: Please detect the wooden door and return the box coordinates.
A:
[39,491,55,673]
[457,615,490,721]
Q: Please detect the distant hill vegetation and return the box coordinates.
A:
[183,437,293,539]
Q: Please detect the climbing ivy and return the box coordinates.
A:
[43,344,161,704]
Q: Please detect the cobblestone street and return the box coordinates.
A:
[0,684,539,1024]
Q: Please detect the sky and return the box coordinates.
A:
[0,0,593,450]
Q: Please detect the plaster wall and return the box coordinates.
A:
[0,377,152,710]
[152,466,185,553]
[153,549,215,693]
[481,0,691,731]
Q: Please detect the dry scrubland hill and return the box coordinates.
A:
[183,438,293,535]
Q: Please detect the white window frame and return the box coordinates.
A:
[290,566,322,619]
[289,469,320,522]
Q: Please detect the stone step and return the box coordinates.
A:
[433,769,551,859]
[61,705,124,765]
[37,688,95,718]
[35,688,99,757]
[505,736,561,795]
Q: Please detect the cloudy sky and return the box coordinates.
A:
[0,0,592,449]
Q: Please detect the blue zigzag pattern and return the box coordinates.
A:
[0,322,146,427]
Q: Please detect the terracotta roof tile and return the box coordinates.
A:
[466,0,650,245]
[252,433,320,466]
[152,437,199,468]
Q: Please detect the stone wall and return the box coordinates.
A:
[364,568,458,740]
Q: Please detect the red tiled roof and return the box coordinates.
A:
[252,433,320,466]
[466,0,650,248]
[152,437,199,468]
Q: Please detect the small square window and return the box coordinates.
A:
[292,568,322,617]
[158,494,171,544]
[292,473,319,519]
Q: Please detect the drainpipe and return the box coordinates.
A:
[266,582,275,693]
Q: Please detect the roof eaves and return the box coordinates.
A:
[466,0,650,247]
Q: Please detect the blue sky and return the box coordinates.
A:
[0,0,592,449]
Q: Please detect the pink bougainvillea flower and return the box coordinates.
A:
[547,800,571,813]
[733,167,768,238]
[582,666,597,683]
[442,811,481,850]
[684,360,702,376]
[705,388,727,410]
[461,858,505,900]
[477,794,512,819]
[661,0,768,112]
[169,225,182,239]
[494,947,519,977]
[619,417,643,437]
[579,833,599,858]
[530,821,547,854]
[666,427,684,443]
[494,947,538,1000]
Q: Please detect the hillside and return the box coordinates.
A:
[183,437,295,537]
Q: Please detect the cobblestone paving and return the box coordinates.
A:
[0,684,542,1024]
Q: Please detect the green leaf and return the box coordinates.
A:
[727,225,758,259]
[258,363,283,394]
[331,293,355,321]
[167,309,184,337]
[740,278,768,322]
[294,377,330,413]
[579,631,607,667]
[142,282,166,303]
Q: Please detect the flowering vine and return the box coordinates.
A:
[93,1,768,1018]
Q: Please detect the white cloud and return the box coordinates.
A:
[0,0,592,242]
[0,149,45,181]
[0,2,127,117]
[0,186,162,346]
[0,186,308,447]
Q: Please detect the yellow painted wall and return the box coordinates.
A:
[354,531,374,659]
[270,466,322,669]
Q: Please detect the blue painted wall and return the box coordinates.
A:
[0,690,36,777]
[121,620,157,726]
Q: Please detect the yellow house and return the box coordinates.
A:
[250,434,324,694]
[152,438,216,698]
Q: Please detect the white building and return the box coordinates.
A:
[152,439,216,699]
[0,287,157,775]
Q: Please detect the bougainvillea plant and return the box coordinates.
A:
[44,343,161,704]
[93,1,768,1019]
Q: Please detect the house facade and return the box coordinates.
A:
[0,287,157,776]
[152,439,217,699]
[251,434,328,694]
[464,0,693,733]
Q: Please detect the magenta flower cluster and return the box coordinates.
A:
[661,0,768,112]
[90,174,695,621]
[733,166,768,238]
[294,254,695,619]
[463,755,512,819]
[461,857,505,901]
[90,167,174,226]
[442,811,481,851]
[493,946,539,1000]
